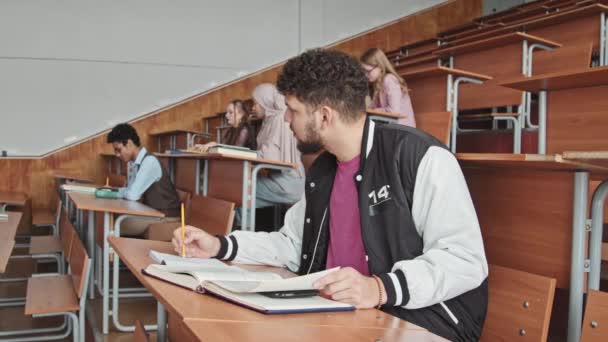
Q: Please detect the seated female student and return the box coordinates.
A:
[193,99,256,152]
[249,83,304,210]
[360,47,416,127]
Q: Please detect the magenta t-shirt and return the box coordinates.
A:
[325,155,369,276]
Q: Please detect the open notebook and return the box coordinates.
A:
[144,251,354,314]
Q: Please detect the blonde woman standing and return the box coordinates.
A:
[360,48,416,127]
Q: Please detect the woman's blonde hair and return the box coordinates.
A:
[360,48,409,101]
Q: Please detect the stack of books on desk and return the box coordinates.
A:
[144,251,354,314]
[166,144,257,159]
[61,183,98,194]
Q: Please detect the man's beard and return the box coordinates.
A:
[297,140,323,154]
[296,121,323,154]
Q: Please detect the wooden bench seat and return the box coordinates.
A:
[28,235,62,255]
[24,274,79,315]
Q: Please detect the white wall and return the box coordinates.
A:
[0,0,446,156]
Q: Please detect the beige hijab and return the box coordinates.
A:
[253,83,303,173]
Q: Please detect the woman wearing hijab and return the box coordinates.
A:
[250,83,305,209]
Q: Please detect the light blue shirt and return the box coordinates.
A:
[118,147,162,201]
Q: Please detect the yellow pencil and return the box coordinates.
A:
[181,202,186,257]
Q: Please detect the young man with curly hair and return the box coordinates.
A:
[172,49,488,341]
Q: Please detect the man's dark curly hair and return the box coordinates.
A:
[277,48,368,122]
[107,123,141,146]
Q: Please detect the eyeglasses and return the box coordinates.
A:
[363,65,378,75]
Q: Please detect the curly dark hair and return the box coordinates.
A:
[276,48,368,122]
[107,123,141,146]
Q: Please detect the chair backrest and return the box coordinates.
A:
[481,264,556,342]
[68,228,90,299]
[134,320,150,342]
[416,111,452,146]
[581,289,608,342]
[189,195,235,236]
[177,188,192,222]
[59,208,75,259]
[533,43,593,75]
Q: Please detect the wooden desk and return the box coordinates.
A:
[448,3,608,61]
[0,191,28,207]
[182,319,447,342]
[457,153,608,342]
[0,212,22,273]
[501,66,608,154]
[155,152,295,231]
[561,151,608,295]
[0,240,16,274]
[400,66,492,152]
[365,109,406,123]
[108,237,440,342]
[67,192,163,334]
[148,129,209,152]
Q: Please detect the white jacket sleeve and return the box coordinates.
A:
[379,146,488,309]
[214,196,306,273]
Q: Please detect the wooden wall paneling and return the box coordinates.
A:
[463,167,574,288]
[0,0,483,211]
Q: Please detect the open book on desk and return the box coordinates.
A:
[143,250,354,314]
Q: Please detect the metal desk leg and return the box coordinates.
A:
[157,302,167,342]
[589,179,608,290]
[202,160,209,196]
[195,160,201,195]
[102,212,111,334]
[241,161,250,231]
[538,90,547,155]
[567,171,589,342]
[87,210,95,300]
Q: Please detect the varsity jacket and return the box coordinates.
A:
[215,119,489,341]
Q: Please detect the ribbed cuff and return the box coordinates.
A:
[214,235,238,261]
[378,270,410,307]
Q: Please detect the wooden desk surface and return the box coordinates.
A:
[457,153,608,173]
[366,109,406,119]
[401,66,492,81]
[149,129,205,136]
[183,319,447,342]
[99,152,119,159]
[0,211,22,241]
[0,240,16,273]
[500,66,608,92]
[67,192,164,217]
[0,211,22,273]
[434,32,561,57]
[0,191,28,206]
[154,152,295,168]
[108,237,426,330]
[52,171,93,183]
[562,151,608,169]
